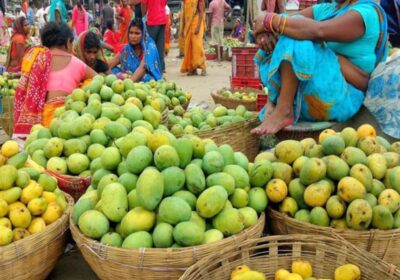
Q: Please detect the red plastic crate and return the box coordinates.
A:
[231,77,262,90]
[256,94,267,112]
[232,47,259,79]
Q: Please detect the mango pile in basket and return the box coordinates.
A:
[261,124,400,230]
[168,105,256,136]
[231,261,361,280]
[72,129,267,248]
[217,89,258,102]
[0,72,19,96]
[0,140,68,246]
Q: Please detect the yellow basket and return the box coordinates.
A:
[0,193,73,280]
[180,234,400,279]
[70,213,265,280]
[269,208,400,266]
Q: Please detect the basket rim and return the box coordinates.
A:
[70,212,265,254]
[269,207,400,235]
[179,234,400,279]
[211,89,258,105]
[194,115,259,137]
[0,192,73,257]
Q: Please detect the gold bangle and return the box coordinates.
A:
[270,14,278,34]
[276,16,282,34]
[280,16,287,35]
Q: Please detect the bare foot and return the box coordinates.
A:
[252,108,294,135]
[263,102,275,121]
[201,69,207,76]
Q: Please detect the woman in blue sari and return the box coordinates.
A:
[48,0,67,23]
[251,0,388,135]
[109,18,162,82]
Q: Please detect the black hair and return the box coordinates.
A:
[29,1,33,6]
[0,0,4,14]
[40,22,74,48]
[106,19,114,30]
[128,18,143,33]
[103,0,108,4]
[84,31,101,50]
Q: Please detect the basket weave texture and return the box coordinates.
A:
[211,88,260,111]
[0,193,73,280]
[1,96,14,136]
[269,208,400,266]
[70,213,265,280]
[194,116,260,161]
[180,234,400,280]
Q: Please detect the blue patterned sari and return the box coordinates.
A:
[256,0,388,123]
[113,20,162,82]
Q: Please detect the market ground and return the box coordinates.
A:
[46,45,230,280]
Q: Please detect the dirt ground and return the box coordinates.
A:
[46,44,230,280]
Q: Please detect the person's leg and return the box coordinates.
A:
[252,61,298,135]
[158,24,166,72]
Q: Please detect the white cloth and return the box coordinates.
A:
[36,8,46,29]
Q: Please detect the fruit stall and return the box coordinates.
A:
[0,70,400,280]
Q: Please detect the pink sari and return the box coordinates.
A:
[72,6,88,36]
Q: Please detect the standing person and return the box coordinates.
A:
[117,0,132,44]
[22,0,28,15]
[177,5,185,58]
[72,0,88,36]
[141,0,167,72]
[0,5,9,47]
[165,4,171,56]
[36,3,47,30]
[26,1,34,26]
[6,17,30,73]
[48,0,67,23]
[95,2,101,25]
[180,0,207,76]
[101,0,114,32]
[16,5,26,18]
[208,0,231,60]
[133,0,142,20]
[261,0,286,13]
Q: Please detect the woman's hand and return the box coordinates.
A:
[256,32,277,54]
[254,15,267,38]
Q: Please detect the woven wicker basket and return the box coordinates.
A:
[1,96,14,136]
[70,213,265,280]
[0,193,73,280]
[161,108,169,126]
[211,88,260,111]
[275,121,335,142]
[194,116,260,161]
[268,208,400,266]
[46,170,91,201]
[179,234,400,280]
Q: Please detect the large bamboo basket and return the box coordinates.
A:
[268,208,400,266]
[70,213,265,280]
[211,88,260,111]
[0,193,73,280]
[1,96,14,136]
[194,116,260,161]
[179,234,400,280]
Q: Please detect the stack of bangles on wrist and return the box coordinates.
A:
[264,13,287,34]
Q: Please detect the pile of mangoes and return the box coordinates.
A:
[0,72,18,96]
[0,140,68,246]
[72,133,267,248]
[257,124,400,230]
[168,104,255,136]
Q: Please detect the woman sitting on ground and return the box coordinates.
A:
[109,19,162,82]
[231,18,245,42]
[6,17,30,73]
[251,0,388,135]
[13,22,96,139]
[103,20,125,54]
[74,30,110,73]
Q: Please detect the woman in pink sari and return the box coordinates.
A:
[72,0,88,36]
